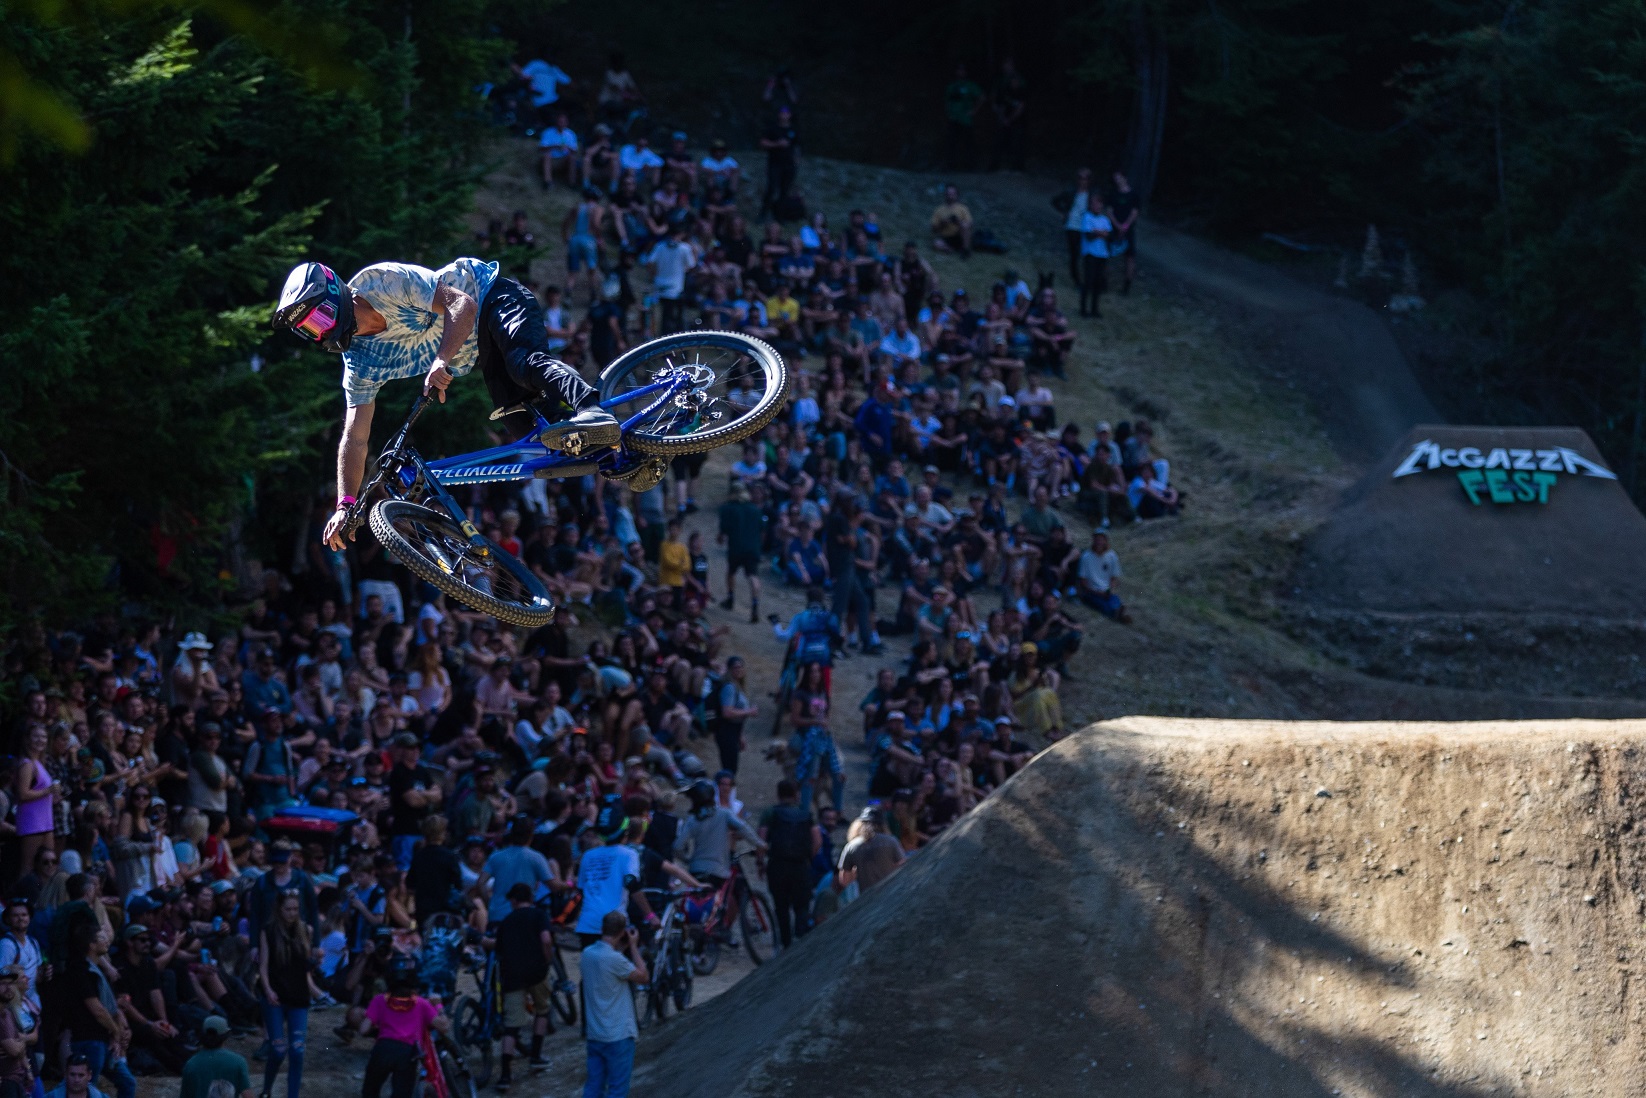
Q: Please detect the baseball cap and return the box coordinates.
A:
[923,464,939,475]
[994,715,1015,726]
[1096,421,1112,433]
[121,924,151,942]
[126,896,156,916]
[209,880,235,896]
[392,732,419,749]
[202,1016,230,1036]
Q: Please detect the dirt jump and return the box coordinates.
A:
[1286,426,1646,697]
[633,716,1646,1097]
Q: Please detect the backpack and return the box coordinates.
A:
[696,671,727,733]
[794,608,833,666]
[765,805,812,865]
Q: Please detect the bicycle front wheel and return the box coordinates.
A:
[548,945,578,1025]
[450,996,493,1087]
[370,501,556,628]
[598,331,787,456]
[738,886,779,966]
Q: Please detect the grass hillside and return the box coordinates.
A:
[467,138,1646,725]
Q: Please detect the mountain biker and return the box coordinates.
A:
[270,260,621,551]
[573,799,646,948]
[483,882,555,1090]
[672,779,766,887]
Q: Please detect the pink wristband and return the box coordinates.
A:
[338,495,357,508]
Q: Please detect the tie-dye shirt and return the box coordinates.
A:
[340,259,499,407]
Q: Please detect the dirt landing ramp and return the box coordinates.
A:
[634,717,1646,1097]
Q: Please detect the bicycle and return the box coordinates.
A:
[338,331,788,626]
[684,849,779,976]
[448,928,576,1087]
[420,1024,477,1098]
[633,888,694,1028]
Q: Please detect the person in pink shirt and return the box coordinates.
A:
[341,962,449,1098]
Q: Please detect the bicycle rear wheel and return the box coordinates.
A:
[598,331,787,456]
[370,501,555,628]
[738,885,779,966]
[670,935,694,1011]
[450,996,492,1087]
[688,927,720,976]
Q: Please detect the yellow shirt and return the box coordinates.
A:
[931,201,972,233]
[659,539,689,587]
[765,295,800,324]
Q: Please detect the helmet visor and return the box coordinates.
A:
[293,300,339,342]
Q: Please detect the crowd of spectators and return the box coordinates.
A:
[0,48,1184,1098]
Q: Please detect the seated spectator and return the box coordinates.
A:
[1128,462,1183,519]
[878,317,922,370]
[785,522,829,587]
[930,184,974,257]
[700,140,740,191]
[1080,444,1131,528]
[539,112,580,189]
[1077,531,1132,622]
[618,135,663,189]
[663,131,697,190]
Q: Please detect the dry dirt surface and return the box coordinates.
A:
[633,716,1646,1097]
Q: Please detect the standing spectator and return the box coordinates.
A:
[515,56,571,128]
[64,924,135,1098]
[942,63,985,170]
[710,657,757,775]
[1108,171,1140,294]
[386,734,440,870]
[597,53,643,123]
[578,912,647,1098]
[762,67,800,113]
[990,57,1028,171]
[257,894,312,1098]
[1078,194,1113,318]
[1058,168,1094,288]
[837,807,904,892]
[930,184,973,258]
[1077,531,1132,622]
[178,1017,253,1098]
[716,484,765,622]
[15,725,58,882]
[539,113,580,189]
[487,883,554,1089]
[481,818,554,927]
[643,225,697,335]
[758,107,799,220]
[242,714,295,822]
[758,780,819,948]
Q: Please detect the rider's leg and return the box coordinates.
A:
[478,278,617,448]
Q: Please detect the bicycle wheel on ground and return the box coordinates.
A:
[370,501,556,628]
[632,982,652,1032]
[738,887,779,965]
[670,936,694,1011]
[598,331,788,457]
[450,996,493,1087]
[548,946,577,1025]
[439,1048,476,1098]
[688,928,720,976]
[645,963,674,1026]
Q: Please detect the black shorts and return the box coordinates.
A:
[672,452,708,478]
[727,551,761,576]
[1120,230,1137,260]
[476,278,597,437]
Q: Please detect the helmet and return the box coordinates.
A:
[386,953,420,993]
[686,778,716,812]
[272,262,356,353]
[595,794,628,841]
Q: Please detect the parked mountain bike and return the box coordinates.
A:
[634,889,694,1029]
[684,849,779,976]
[420,1024,477,1098]
[338,331,788,626]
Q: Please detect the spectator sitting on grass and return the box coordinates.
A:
[618,134,663,190]
[1080,444,1131,528]
[1077,531,1132,623]
[1128,461,1183,519]
[700,140,740,191]
[879,316,922,370]
[539,112,579,189]
[930,184,974,258]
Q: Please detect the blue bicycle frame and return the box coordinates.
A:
[419,376,688,488]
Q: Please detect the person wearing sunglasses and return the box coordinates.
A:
[271,259,621,553]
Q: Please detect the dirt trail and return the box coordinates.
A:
[634,716,1646,1097]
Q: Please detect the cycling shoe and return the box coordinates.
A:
[540,408,620,455]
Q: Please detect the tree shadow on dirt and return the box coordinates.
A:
[632,738,1502,1098]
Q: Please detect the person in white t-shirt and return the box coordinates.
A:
[878,316,922,367]
[540,285,573,352]
[538,112,579,188]
[516,58,571,125]
[699,140,740,191]
[618,136,663,189]
[1078,196,1113,319]
[644,228,698,334]
[1061,167,1093,287]
[1076,530,1131,622]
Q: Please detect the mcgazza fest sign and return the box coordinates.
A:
[1393,439,1617,505]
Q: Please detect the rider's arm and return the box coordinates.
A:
[423,284,477,402]
[335,400,376,511]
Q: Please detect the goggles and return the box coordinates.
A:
[294,299,340,342]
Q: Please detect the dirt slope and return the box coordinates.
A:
[633,717,1646,1097]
